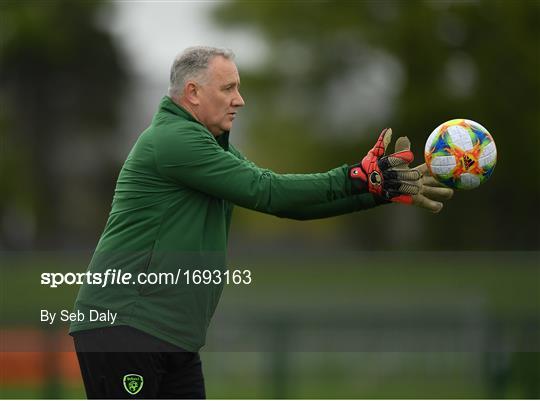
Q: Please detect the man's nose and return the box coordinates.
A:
[233,90,245,107]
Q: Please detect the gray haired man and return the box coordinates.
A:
[71,45,452,399]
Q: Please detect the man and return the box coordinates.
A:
[70,46,452,399]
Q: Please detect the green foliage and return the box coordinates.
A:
[0,1,128,248]
[213,0,540,250]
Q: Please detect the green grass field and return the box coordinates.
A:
[1,251,538,398]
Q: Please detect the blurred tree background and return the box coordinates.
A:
[1,0,539,251]
[0,0,128,250]
[214,0,540,251]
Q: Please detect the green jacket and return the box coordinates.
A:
[70,96,378,351]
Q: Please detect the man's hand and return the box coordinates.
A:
[349,128,453,212]
[349,128,421,204]
[395,137,454,213]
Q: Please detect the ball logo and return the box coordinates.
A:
[123,374,144,395]
[462,154,475,170]
[369,171,382,186]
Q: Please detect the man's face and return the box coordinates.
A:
[194,56,245,136]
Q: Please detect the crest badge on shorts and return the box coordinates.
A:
[123,373,144,395]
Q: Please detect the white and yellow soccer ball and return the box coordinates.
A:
[424,119,497,190]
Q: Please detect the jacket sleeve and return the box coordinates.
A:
[274,193,380,220]
[153,125,354,215]
[227,143,381,220]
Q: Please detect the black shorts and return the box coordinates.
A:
[72,326,205,399]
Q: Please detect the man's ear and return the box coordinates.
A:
[184,82,200,106]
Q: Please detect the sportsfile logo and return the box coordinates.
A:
[40,268,252,288]
[123,373,144,395]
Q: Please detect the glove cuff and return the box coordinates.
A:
[373,194,392,206]
[348,164,392,206]
[348,164,368,195]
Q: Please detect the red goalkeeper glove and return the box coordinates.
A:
[349,128,420,205]
[349,128,453,212]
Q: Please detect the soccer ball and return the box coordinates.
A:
[424,119,497,190]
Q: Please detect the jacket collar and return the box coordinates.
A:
[158,96,230,150]
[159,96,199,124]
